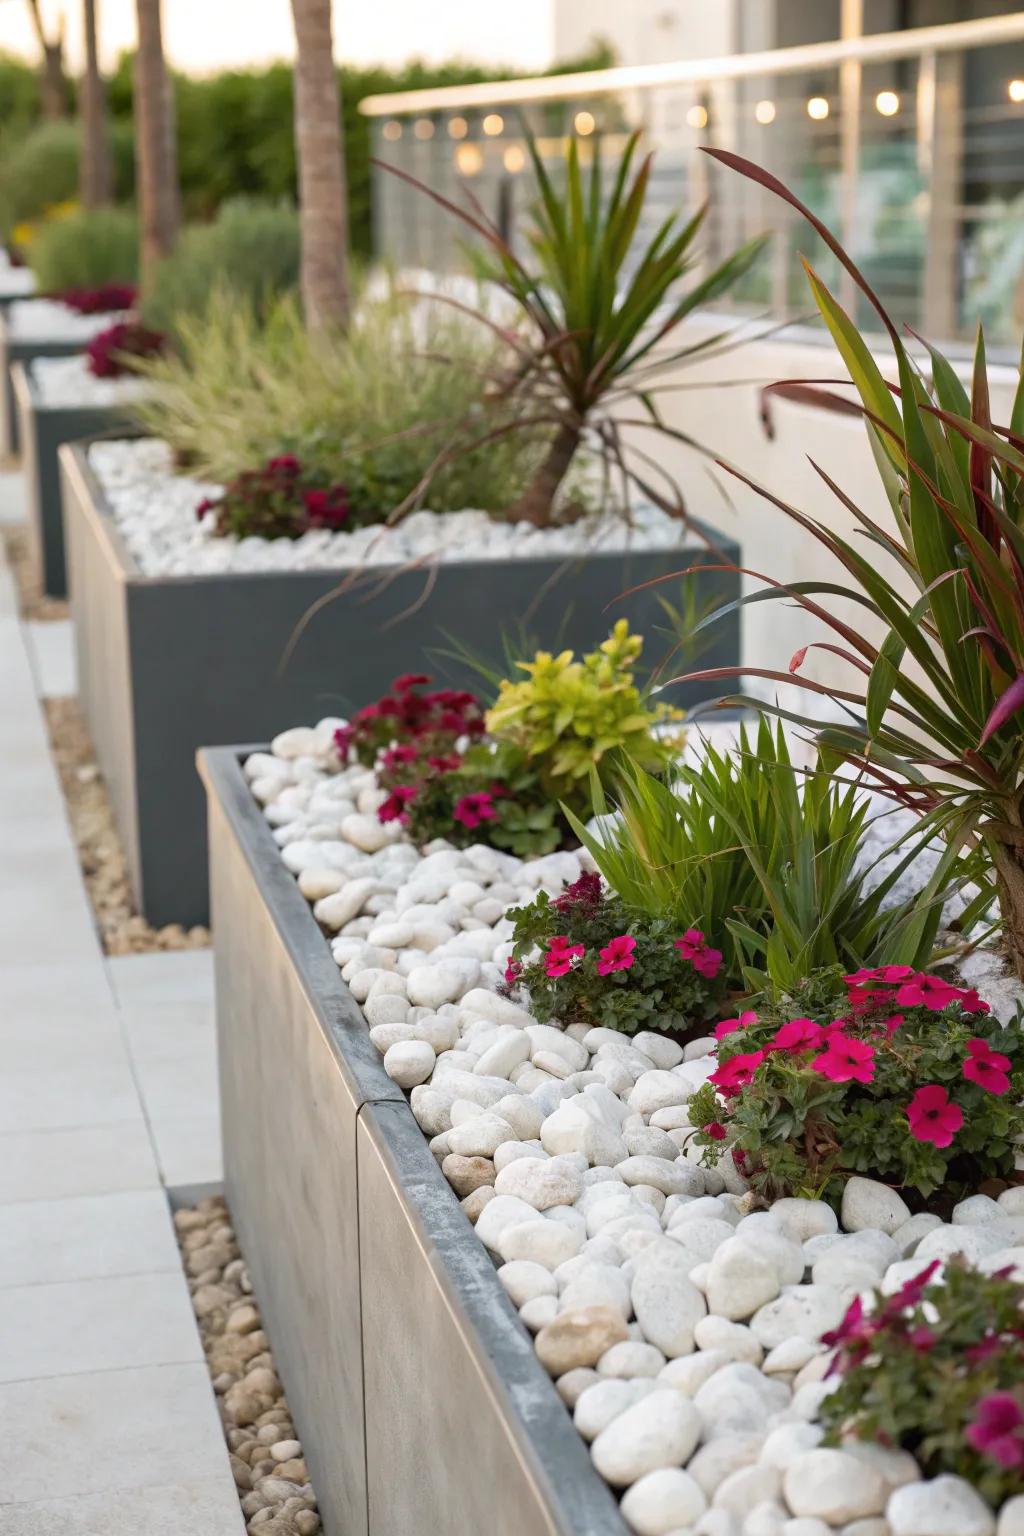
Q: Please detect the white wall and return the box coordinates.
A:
[553,0,737,68]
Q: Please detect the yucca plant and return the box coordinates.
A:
[569,719,970,994]
[376,128,764,526]
[671,148,1024,979]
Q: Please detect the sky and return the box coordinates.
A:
[0,0,557,74]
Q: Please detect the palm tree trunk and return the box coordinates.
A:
[24,0,67,119]
[80,0,114,208]
[289,0,350,333]
[133,0,180,286]
[503,423,581,526]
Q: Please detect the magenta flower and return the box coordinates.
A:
[597,934,637,975]
[880,1259,942,1319]
[453,791,498,829]
[552,871,603,914]
[714,1009,757,1041]
[674,928,723,979]
[962,1037,1012,1096]
[709,1050,765,1098]
[377,784,418,824]
[504,958,522,987]
[769,1017,827,1054]
[811,1034,876,1084]
[544,936,586,978]
[706,1121,728,1140]
[894,972,967,1011]
[380,744,418,770]
[966,1393,1024,1469]
[906,1084,963,1147]
[821,1294,878,1364]
[267,454,301,475]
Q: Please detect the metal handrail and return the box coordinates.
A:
[359,12,1024,116]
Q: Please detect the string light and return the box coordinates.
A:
[382,121,402,142]
[448,116,469,139]
[875,90,899,116]
[754,99,776,125]
[574,110,596,135]
[1009,79,1024,103]
[413,119,435,140]
[503,145,525,173]
[482,113,504,136]
[455,144,484,176]
[686,103,708,129]
[807,96,830,120]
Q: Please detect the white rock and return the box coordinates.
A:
[473,1194,538,1253]
[952,1193,1002,1225]
[997,1495,1024,1536]
[493,1158,583,1210]
[499,1218,584,1268]
[446,1114,514,1158]
[705,1239,782,1321]
[407,960,480,1007]
[758,1422,823,1468]
[750,1286,848,1349]
[559,1263,632,1320]
[769,1199,838,1244]
[574,1377,659,1441]
[340,812,393,852]
[597,1340,666,1378]
[590,1389,702,1488]
[692,1315,763,1364]
[620,1467,708,1534]
[713,1464,782,1516]
[631,1248,707,1357]
[841,1178,911,1235]
[629,1070,692,1117]
[315,878,377,929]
[783,1449,886,1523]
[618,1156,703,1197]
[520,1294,558,1331]
[496,1259,558,1306]
[474,1032,532,1079]
[632,1032,685,1070]
[382,1039,436,1088]
[693,1363,789,1440]
[891,1213,944,1257]
[887,1475,996,1536]
[687,1435,767,1499]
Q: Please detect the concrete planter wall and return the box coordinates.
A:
[200,744,630,1536]
[12,363,131,597]
[62,440,741,928]
[0,312,89,457]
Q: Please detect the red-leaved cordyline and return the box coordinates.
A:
[596,934,637,975]
[905,1084,964,1147]
[962,1037,1012,1096]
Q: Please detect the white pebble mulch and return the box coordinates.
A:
[87,437,695,578]
[0,266,35,300]
[246,720,1024,1536]
[29,352,150,409]
[6,297,128,343]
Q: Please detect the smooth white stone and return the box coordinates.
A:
[620,1467,708,1534]
[705,1239,782,1321]
[596,1340,667,1378]
[631,1248,707,1357]
[382,1039,436,1088]
[496,1259,558,1306]
[658,1350,730,1396]
[590,1389,702,1488]
[692,1315,763,1365]
[783,1449,886,1523]
[769,1199,838,1244]
[446,1114,514,1158]
[493,1157,583,1209]
[713,1464,782,1516]
[887,1475,996,1536]
[841,1178,911,1235]
[574,1377,659,1442]
[498,1217,585,1268]
[750,1286,848,1349]
[757,1422,823,1468]
[407,959,480,1007]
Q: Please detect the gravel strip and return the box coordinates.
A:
[6,298,129,342]
[30,353,151,408]
[87,437,696,578]
[1,525,69,621]
[44,697,209,955]
[174,1197,321,1536]
[248,721,1024,1536]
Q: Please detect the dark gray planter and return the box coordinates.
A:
[0,309,93,457]
[200,743,631,1536]
[12,362,133,598]
[63,439,741,928]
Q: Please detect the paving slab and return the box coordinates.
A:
[0,1478,244,1536]
[0,1189,181,1287]
[24,616,76,697]
[0,1123,160,1204]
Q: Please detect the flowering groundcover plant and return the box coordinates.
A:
[86,320,166,380]
[506,871,726,1037]
[688,965,1024,1204]
[60,282,138,314]
[819,1258,1024,1507]
[196,454,351,541]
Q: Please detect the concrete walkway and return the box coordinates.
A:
[0,468,241,1533]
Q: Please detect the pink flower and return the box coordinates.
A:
[544,936,586,978]
[709,1050,764,1097]
[965,1393,1024,1470]
[907,1325,936,1352]
[453,792,498,829]
[894,972,980,1012]
[597,934,636,975]
[381,744,418,770]
[504,958,522,987]
[821,1295,878,1363]
[768,1018,827,1054]
[377,784,418,824]
[427,753,462,773]
[706,1121,728,1140]
[714,1009,757,1041]
[674,928,722,979]
[811,1034,876,1084]
[906,1085,963,1147]
[881,1258,942,1317]
[881,1013,905,1036]
[962,1037,1012,1096]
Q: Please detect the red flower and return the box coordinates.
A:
[709,1050,765,1097]
[552,871,603,914]
[769,1018,827,1054]
[377,784,418,823]
[303,486,349,529]
[393,673,432,692]
[544,936,586,978]
[195,496,216,522]
[426,753,462,773]
[906,1085,963,1148]
[714,1009,757,1041]
[907,1325,936,1353]
[822,1294,878,1364]
[881,1013,905,1036]
[597,934,637,975]
[880,1258,942,1319]
[894,973,976,1012]
[707,1121,728,1140]
[61,281,137,314]
[267,454,301,475]
[453,792,497,829]
[965,1393,1024,1470]
[381,744,418,770]
[674,928,723,980]
[811,1034,876,1084]
[504,958,522,987]
[962,1037,1012,1096]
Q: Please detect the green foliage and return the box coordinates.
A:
[820,1261,1024,1509]
[507,876,725,1038]
[29,206,138,292]
[130,285,559,517]
[0,53,41,140]
[140,198,300,335]
[393,741,565,858]
[688,972,1024,1205]
[486,620,683,802]
[0,118,134,236]
[571,718,963,992]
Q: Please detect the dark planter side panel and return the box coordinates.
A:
[1,329,88,457]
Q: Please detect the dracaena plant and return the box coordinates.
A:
[671,147,1024,979]
[375,128,765,526]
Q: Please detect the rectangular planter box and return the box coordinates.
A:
[12,362,133,598]
[0,311,92,457]
[63,439,741,929]
[200,744,631,1536]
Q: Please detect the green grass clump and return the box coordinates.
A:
[29,205,138,291]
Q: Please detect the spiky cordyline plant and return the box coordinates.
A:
[374,128,764,527]
[663,148,1024,979]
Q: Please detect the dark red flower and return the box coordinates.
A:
[552,871,603,914]
[707,1121,728,1140]
[267,454,301,475]
[377,784,418,824]
[393,673,432,692]
[965,1393,1024,1469]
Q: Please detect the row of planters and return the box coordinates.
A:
[199,155,1024,1536]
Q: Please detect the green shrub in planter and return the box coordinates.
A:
[29,206,139,292]
[0,119,134,236]
[820,1260,1024,1507]
[688,965,1024,1204]
[140,197,300,334]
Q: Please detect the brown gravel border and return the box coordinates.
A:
[1,524,69,620]
[175,1197,321,1536]
[43,696,210,955]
